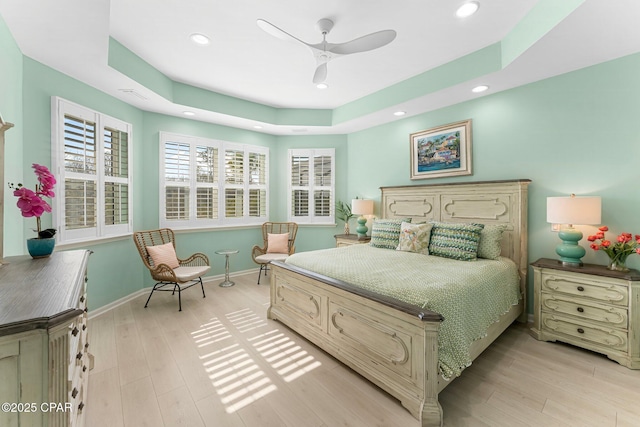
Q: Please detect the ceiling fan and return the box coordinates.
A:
[256,18,397,85]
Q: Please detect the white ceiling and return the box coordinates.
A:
[1,0,639,135]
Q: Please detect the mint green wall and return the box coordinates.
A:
[0,15,24,255]
[348,52,640,309]
[4,15,640,314]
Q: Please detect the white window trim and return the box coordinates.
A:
[51,97,134,245]
[159,132,269,229]
[287,148,335,225]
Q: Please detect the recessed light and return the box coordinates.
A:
[393,111,406,116]
[253,125,263,129]
[190,33,210,45]
[316,83,328,89]
[183,111,195,116]
[456,1,480,18]
[472,85,489,93]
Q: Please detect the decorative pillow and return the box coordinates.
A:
[428,221,485,261]
[396,222,433,255]
[147,242,180,269]
[267,233,289,254]
[478,224,507,260]
[369,218,411,250]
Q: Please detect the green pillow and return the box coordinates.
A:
[396,222,433,255]
[477,224,507,260]
[428,221,484,261]
[370,218,411,250]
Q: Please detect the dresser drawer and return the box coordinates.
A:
[541,272,628,306]
[540,293,628,328]
[541,313,628,352]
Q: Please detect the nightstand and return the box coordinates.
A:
[334,234,371,248]
[530,258,640,369]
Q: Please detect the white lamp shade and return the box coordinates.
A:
[351,199,374,215]
[547,196,601,225]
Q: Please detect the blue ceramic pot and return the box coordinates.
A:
[27,238,56,258]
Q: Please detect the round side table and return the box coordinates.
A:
[215,249,239,287]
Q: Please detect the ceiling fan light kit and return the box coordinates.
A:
[257,18,396,85]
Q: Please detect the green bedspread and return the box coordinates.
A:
[285,244,520,380]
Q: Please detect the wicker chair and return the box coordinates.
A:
[133,228,211,311]
[251,222,298,284]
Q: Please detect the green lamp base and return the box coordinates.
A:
[356,216,368,239]
[555,226,585,266]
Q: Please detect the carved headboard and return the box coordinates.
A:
[380,179,531,305]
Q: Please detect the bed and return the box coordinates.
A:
[267,179,530,426]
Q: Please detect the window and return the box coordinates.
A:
[287,148,335,224]
[52,97,133,244]
[159,132,268,228]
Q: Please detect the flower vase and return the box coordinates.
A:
[27,237,56,259]
[607,254,630,272]
[344,222,350,235]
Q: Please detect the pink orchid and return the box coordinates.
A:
[10,164,56,237]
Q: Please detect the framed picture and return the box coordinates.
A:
[410,119,472,180]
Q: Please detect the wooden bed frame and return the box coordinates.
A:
[268,179,530,426]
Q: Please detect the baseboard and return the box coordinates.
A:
[88,267,260,319]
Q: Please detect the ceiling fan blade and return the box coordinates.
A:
[329,29,397,55]
[312,63,328,84]
[256,19,310,47]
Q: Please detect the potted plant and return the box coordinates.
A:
[10,163,57,258]
[335,200,355,235]
[588,226,640,272]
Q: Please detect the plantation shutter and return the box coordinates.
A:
[63,114,97,230]
[165,141,190,220]
[196,146,218,219]
[224,149,244,218]
[104,127,129,225]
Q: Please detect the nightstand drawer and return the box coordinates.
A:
[540,293,627,328]
[541,272,628,306]
[542,313,628,352]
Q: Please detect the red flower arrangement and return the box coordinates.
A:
[10,163,57,239]
[588,226,640,272]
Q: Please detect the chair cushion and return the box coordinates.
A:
[174,266,211,282]
[255,253,290,263]
[147,242,180,269]
[267,233,289,254]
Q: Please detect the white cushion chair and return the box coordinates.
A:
[133,228,211,311]
[251,222,298,284]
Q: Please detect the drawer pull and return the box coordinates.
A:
[83,365,87,372]
[76,352,83,360]
[577,307,584,313]
[72,388,78,398]
[82,324,87,331]
[577,328,585,334]
[78,402,84,411]
[85,342,90,349]
[577,286,585,292]
[71,327,79,336]
[80,295,85,303]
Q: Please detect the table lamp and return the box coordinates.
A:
[547,194,601,266]
[351,199,374,239]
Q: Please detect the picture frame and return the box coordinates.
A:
[410,119,472,180]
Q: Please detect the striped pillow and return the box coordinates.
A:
[370,218,411,250]
[147,242,180,269]
[428,221,484,261]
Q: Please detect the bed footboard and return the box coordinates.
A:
[268,261,444,427]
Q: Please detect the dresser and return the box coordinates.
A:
[0,250,92,426]
[530,258,640,369]
[334,234,371,247]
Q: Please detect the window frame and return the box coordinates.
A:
[159,132,269,229]
[287,148,335,225]
[51,97,133,244]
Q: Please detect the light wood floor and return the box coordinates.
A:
[85,272,640,427]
